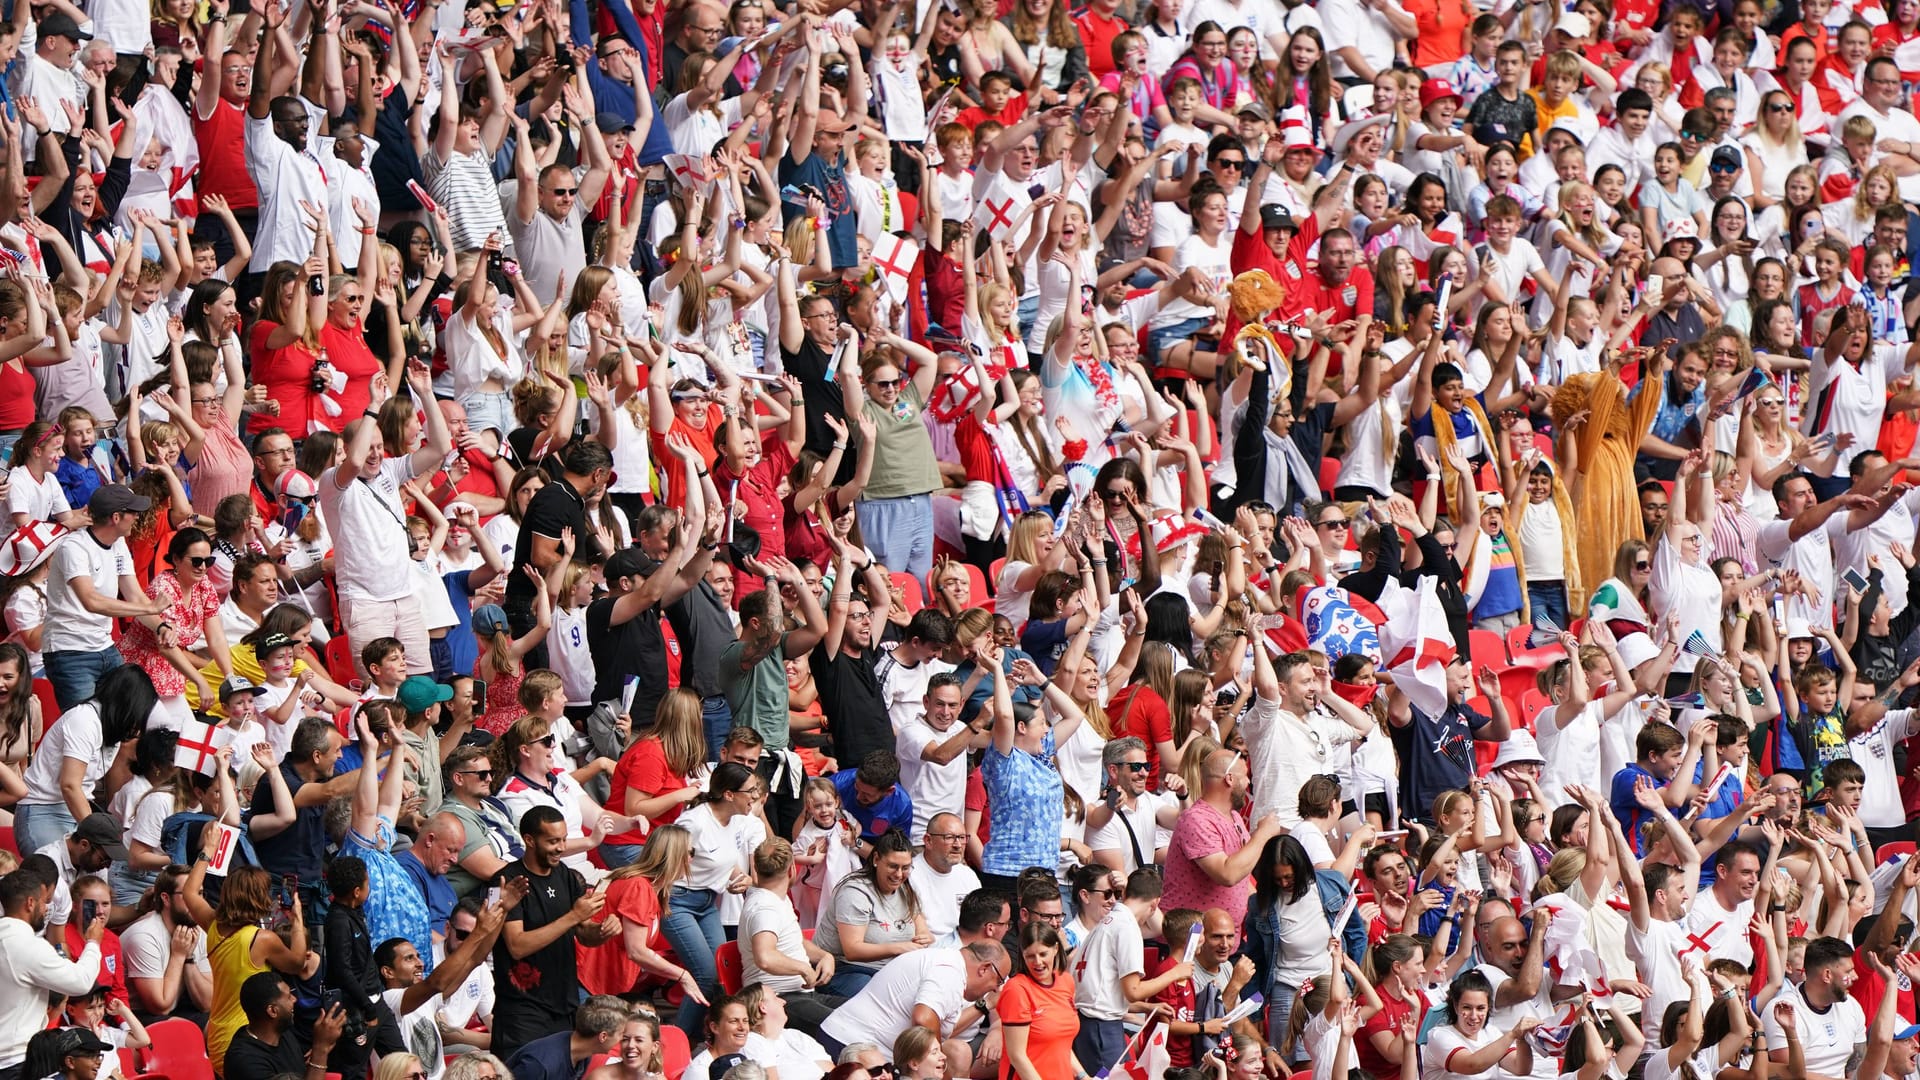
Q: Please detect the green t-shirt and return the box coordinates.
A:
[720,635,792,749]
[861,384,942,500]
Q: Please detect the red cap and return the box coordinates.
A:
[1420,78,1463,111]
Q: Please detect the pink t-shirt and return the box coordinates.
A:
[1161,800,1253,929]
[1098,71,1166,122]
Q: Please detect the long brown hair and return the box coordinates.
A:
[214,866,274,934]
[1010,0,1074,50]
[1269,28,1334,126]
[651,688,707,778]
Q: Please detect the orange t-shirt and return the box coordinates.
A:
[996,972,1080,1080]
[647,409,724,510]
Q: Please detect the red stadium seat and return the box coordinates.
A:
[930,562,990,609]
[1879,841,1916,865]
[662,1023,692,1080]
[717,939,744,994]
[988,558,1006,591]
[30,679,57,735]
[324,636,358,688]
[890,572,925,614]
[135,1018,214,1080]
[1318,456,1340,494]
[1467,629,1510,667]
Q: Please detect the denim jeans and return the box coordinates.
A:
[1264,981,1303,1064]
[43,645,123,711]
[13,803,75,859]
[661,886,724,1038]
[1528,581,1569,633]
[600,842,643,869]
[701,695,734,763]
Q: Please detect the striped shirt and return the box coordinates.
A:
[425,147,509,254]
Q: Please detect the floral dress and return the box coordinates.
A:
[117,571,218,697]
[344,815,433,972]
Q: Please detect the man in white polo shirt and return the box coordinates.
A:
[318,364,452,679]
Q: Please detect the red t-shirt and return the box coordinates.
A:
[61,924,128,1007]
[606,740,667,846]
[1853,944,1917,1027]
[1153,975,1201,1067]
[319,322,383,434]
[0,360,35,429]
[648,410,724,510]
[432,447,505,513]
[194,97,258,210]
[1355,991,1426,1079]
[248,321,320,436]
[1075,9,1129,80]
[575,873,662,996]
[1108,685,1174,788]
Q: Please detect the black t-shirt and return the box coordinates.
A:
[504,1030,584,1080]
[248,762,325,885]
[225,1026,310,1079]
[587,592,664,717]
[811,644,887,766]
[508,480,591,613]
[491,860,586,1051]
[782,337,855,485]
[666,578,735,700]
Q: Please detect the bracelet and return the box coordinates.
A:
[1425,472,1441,480]
[363,409,380,419]
[697,468,710,478]
[359,227,376,234]
[831,442,847,450]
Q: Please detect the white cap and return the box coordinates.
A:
[1492,730,1547,769]
[1616,631,1661,671]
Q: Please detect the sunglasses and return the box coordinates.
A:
[1122,761,1152,772]
[1214,158,1246,169]
[870,377,902,389]
[1766,102,1794,113]
[1100,489,1131,501]
[185,555,216,569]
[1317,519,1351,530]
[1633,561,1651,571]
[547,187,578,197]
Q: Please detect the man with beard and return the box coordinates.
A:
[509,441,616,670]
[492,807,616,1059]
[121,865,211,1022]
[813,557,896,772]
[1473,911,1555,1074]
[374,887,516,1080]
[1160,748,1281,931]
[1764,937,1867,1080]
[0,865,107,1079]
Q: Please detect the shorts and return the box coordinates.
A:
[1146,315,1215,370]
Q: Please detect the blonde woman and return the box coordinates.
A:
[447,233,545,442]
[373,1055,429,1080]
[1741,88,1808,208]
[998,510,1070,626]
[1735,381,1839,520]
[579,824,709,1002]
[1822,162,1899,245]
[1634,62,1685,143]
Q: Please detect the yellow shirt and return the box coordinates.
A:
[1528,88,1583,160]
[206,923,266,1077]
[183,643,312,716]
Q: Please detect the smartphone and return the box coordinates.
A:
[1844,568,1870,592]
[320,988,343,1011]
[281,873,299,906]
[487,886,502,907]
[472,679,487,708]
[1645,273,1665,299]
[80,899,97,926]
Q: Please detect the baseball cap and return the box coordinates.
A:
[87,484,150,518]
[711,1054,751,1080]
[1235,99,1270,121]
[1419,78,1463,112]
[1710,144,1743,172]
[39,12,92,40]
[75,813,128,861]
[277,469,318,501]
[1554,11,1592,37]
[1897,1023,1920,1041]
[398,675,455,715]
[606,547,650,582]
[256,632,296,655]
[60,1029,112,1057]
[594,111,635,135]
[471,604,509,636]
[218,676,267,702]
[1259,204,1296,231]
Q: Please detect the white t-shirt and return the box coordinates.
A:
[1850,708,1919,829]
[5,468,67,525]
[908,856,981,948]
[1762,981,1866,1077]
[1073,906,1145,1021]
[897,717,970,844]
[1481,238,1547,310]
[819,948,970,1048]
[739,886,809,995]
[319,457,419,604]
[678,803,760,892]
[121,911,207,989]
[382,986,448,1080]
[1688,888,1756,967]
[1090,791,1181,875]
[1424,1022,1516,1080]
[43,530,131,654]
[1625,917,1693,1042]
[21,701,112,807]
[1153,231,1234,328]
[1534,700,1608,808]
